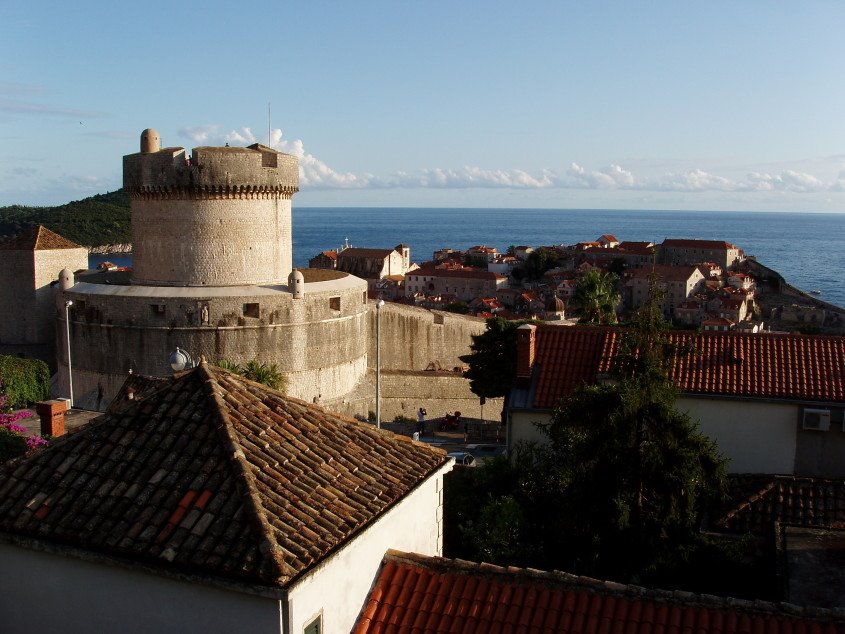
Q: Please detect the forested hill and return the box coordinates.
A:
[0,189,130,247]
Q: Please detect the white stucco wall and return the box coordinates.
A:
[0,542,282,634]
[509,397,798,474]
[677,396,797,474]
[285,461,452,634]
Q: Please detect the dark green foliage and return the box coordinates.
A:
[0,429,28,464]
[0,356,50,407]
[0,189,130,247]
[459,317,537,399]
[572,269,621,324]
[449,281,734,590]
[445,301,470,314]
[524,247,563,280]
[216,359,285,391]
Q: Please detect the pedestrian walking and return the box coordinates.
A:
[417,407,427,435]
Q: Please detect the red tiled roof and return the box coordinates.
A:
[629,265,701,282]
[528,326,845,409]
[353,550,845,634]
[598,234,618,242]
[662,239,738,250]
[338,247,396,259]
[720,475,845,534]
[0,363,448,588]
[407,264,504,281]
[0,225,83,250]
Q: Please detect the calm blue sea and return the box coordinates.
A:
[90,208,845,308]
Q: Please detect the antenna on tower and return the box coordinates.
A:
[268,102,271,147]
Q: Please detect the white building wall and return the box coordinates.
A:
[509,397,798,474]
[286,462,452,634]
[0,542,282,634]
[677,396,797,474]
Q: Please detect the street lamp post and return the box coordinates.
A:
[64,300,74,407]
[375,299,385,429]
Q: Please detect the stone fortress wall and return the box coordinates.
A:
[53,129,497,421]
[125,138,298,287]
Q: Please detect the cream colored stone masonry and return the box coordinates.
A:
[131,196,292,286]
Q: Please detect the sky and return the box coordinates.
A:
[1,2,844,211]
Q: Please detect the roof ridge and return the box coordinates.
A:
[382,550,845,621]
[196,364,295,584]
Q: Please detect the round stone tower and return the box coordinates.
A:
[123,134,299,287]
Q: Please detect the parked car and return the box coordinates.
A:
[464,444,507,461]
[447,451,477,467]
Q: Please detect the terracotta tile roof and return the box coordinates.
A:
[0,225,83,250]
[719,475,845,535]
[629,265,702,282]
[353,550,845,634]
[598,234,618,242]
[407,264,504,281]
[662,238,739,250]
[338,247,396,259]
[527,326,845,409]
[0,363,448,588]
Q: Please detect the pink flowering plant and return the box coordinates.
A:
[1,378,47,462]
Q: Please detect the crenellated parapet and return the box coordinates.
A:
[124,143,299,194]
[130,185,297,201]
[126,129,300,287]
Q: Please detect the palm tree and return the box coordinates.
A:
[572,269,620,324]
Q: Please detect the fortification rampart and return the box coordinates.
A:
[58,275,369,407]
[369,302,486,371]
[379,370,504,423]
[123,146,299,194]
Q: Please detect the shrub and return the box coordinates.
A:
[0,356,50,407]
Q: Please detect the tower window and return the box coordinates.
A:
[329,297,341,311]
[243,303,260,318]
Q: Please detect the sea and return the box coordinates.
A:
[89,208,845,308]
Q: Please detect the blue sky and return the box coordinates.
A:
[2,1,844,211]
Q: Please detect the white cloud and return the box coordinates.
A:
[178,124,220,143]
[650,169,734,192]
[741,170,825,192]
[172,122,845,198]
[567,163,635,189]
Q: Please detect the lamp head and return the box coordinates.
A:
[168,347,193,372]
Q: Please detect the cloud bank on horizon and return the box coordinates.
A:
[177,124,845,197]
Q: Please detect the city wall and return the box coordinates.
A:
[370,302,487,371]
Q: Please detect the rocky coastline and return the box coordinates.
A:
[88,243,132,255]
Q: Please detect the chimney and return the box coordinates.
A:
[516,324,537,386]
[35,399,69,437]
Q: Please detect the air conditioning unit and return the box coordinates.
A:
[802,408,831,431]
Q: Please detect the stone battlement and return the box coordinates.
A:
[123,144,298,194]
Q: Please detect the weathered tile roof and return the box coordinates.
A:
[0,363,448,588]
[662,238,739,250]
[0,225,83,250]
[719,475,845,535]
[628,265,702,282]
[338,247,396,259]
[528,326,845,409]
[353,550,845,633]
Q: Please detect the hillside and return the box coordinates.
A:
[0,189,130,247]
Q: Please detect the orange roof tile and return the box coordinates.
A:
[0,363,448,588]
[527,326,845,409]
[0,225,83,250]
[719,475,845,534]
[662,239,739,250]
[353,551,845,634]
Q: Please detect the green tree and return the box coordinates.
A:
[459,317,536,400]
[524,247,561,280]
[455,281,728,583]
[572,269,620,324]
